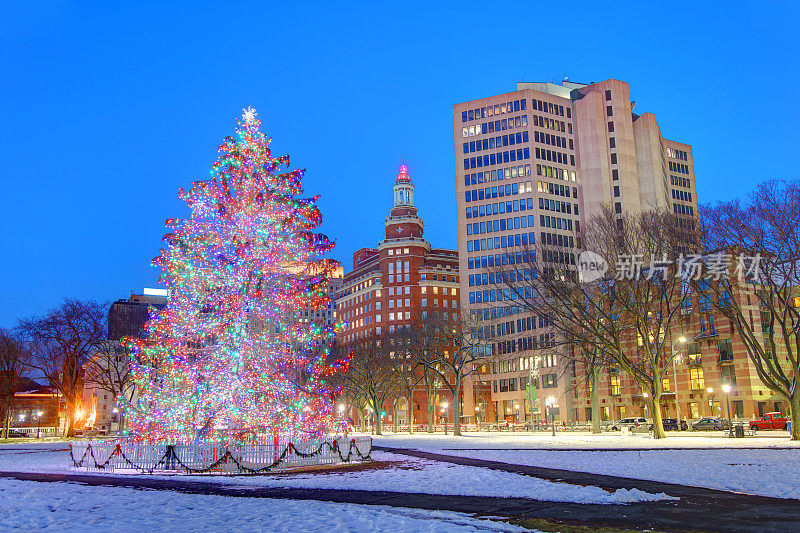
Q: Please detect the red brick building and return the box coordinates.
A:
[336,164,472,427]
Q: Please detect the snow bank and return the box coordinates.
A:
[0,478,528,532]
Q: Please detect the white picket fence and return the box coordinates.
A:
[70,436,372,475]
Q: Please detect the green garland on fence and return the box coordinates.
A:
[69,438,372,475]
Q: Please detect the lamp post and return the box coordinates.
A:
[722,383,733,435]
[546,397,556,436]
[707,387,714,416]
[474,404,481,426]
[643,391,649,419]
[441,401,449,435]
[35,410,43,439]
[672,336,688,430]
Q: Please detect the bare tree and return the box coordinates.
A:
[392,328,425,433]
[0,329,30,438]
[341,337,401,435]
[701,179,800,440]
[83,340,137,432]
[504,207,700,438]
[17,299,106,437]
[418,313,487,436]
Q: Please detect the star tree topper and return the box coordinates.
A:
[242,106,257,124]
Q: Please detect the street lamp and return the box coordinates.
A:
[671,336,689,430]
[35,410,43,439]
[642,392,649,419]
[722,383,733,435]
[546,396,556,436]
[441,401,449,435]
[513,402,520,424]
[707,387,714,416]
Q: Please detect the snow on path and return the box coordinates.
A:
[372,433,800,500]
[0,478,528,532]
[0,443,676,504]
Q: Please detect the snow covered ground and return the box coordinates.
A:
[0,443,674,504]
[372,432,800,500]
[0,478,528,532]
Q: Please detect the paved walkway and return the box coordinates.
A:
[3,447,800,532]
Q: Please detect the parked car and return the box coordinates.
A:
[3,430,27,438]
[692,417,732,431]
[611,417,648,431]
[649,418,688,431]
[76,426,108,437]
[749,412,788,431]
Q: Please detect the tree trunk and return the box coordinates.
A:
[392,398,398,433]
[64,399,77,438]
[408,394,414,434]
[374,409,382,435]
[452,380,463,436]
[789,395,800,441]
[651,393,666,439]
[590,370,601,434]
[424,372,435,433]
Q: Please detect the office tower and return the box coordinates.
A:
[453,79,699,424]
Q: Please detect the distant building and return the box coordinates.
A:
[107,288,167,341]
[7,378,62,437]
[297,266,343,326]
[82,289,167,433]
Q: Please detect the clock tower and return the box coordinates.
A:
[385,163,424,240]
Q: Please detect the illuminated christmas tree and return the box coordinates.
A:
[125,107,343,443]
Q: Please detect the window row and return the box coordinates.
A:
[469,267,535,288]
[673,203,695,216]
[669,161,690,174]
[461,114,528,137]
[535,147,573,166]
[464,165,530,187]
[469,285,534,305]
[540,247,576,265]
[464,181,531,203]
[671,175,691,188]
[532,99,569,118]
[463,148,530,170]
[540,229,576,248]
[672,189,692,203]
[462,99,526,122]
[538,180,578,199]
[534,114,569,133]
[540,197,578,216]
[463,131,529,154]
[466,199,535,220]
[541,215,576,235]
[478,319,516,340]
[466,214,536,236]
[666,147,688,161]
[468,251,535,271]
[537,164,577,182]
[471,304,522,322]
[535,131,571,150]
[386,261,410,273]
[467,232,536,252]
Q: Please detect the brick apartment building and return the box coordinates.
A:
[336,164,489,426]
[571,277,790,424]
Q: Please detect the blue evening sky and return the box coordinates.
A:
[1,1,797,327]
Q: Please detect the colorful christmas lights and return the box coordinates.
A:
[124,107,346,444]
